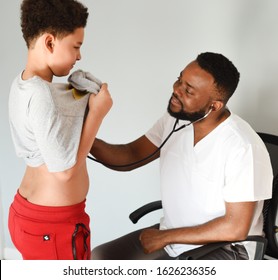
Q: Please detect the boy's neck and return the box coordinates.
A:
[23,40,54,82]
[22,67,53,82]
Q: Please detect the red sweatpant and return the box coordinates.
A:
[8,191,91,260]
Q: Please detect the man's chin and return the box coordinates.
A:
[167,106,206,122]
[167,107,186,120]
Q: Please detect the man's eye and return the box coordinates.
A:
[185,88,192,95]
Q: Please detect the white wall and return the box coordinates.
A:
[0,0,277,259]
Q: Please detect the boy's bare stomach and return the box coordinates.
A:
[18,164,89,206]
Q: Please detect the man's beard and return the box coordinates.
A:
[167,95,208,122]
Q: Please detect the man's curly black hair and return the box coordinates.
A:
[196,52,240,103]
[21,0,89,48]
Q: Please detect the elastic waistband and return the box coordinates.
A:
[11,190,87,222]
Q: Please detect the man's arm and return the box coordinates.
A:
[139,201,256,254]
[90,135,160,171]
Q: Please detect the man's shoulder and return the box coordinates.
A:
[222,113,264,148]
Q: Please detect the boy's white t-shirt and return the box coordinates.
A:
[145,112,273,258]
[9,73,89,172]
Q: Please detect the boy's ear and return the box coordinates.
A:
[45,34,55,52]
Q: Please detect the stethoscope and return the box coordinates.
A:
[87,108,213,168]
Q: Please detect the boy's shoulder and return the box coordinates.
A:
[13,73,50,94]
[14,75,56,109]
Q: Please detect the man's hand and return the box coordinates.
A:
[139,228,167,254]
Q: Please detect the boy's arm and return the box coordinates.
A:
[55,83,113,181]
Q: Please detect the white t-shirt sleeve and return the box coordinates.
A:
[223,141,273,202]
[145,113,171,147]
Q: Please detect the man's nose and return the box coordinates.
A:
[173,80,183,96]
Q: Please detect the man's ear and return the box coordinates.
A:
[45,34,55,53]
[211,100,225,111]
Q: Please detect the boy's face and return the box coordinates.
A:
[48,27,84,77]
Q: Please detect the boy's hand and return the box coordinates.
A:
[88,83,113,119]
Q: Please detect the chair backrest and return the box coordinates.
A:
[258,132,278,259]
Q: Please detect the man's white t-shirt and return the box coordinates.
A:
[145,112,273,258]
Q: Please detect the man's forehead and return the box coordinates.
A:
[180,61,198,75]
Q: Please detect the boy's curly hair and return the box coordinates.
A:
[21,0,89,48]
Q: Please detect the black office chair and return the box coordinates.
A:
[259,133,278,259]
[129,132,278,260]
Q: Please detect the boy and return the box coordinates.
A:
[8,0,112,259]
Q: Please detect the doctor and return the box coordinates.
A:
[90,52,273,260]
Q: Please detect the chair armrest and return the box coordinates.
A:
[245,235,268,259]
[129,201,268,259]
[178,235,267,260]
[129,200,162,224]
